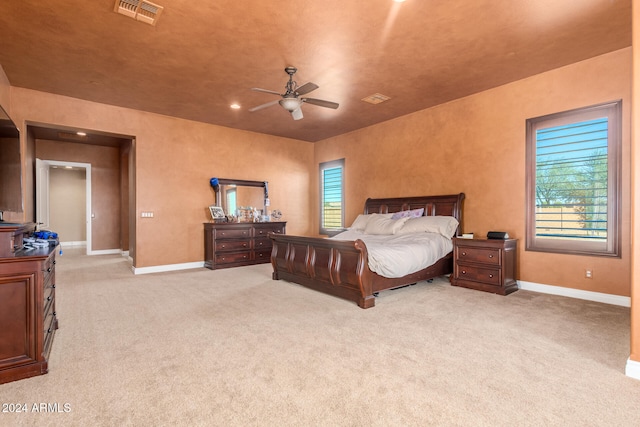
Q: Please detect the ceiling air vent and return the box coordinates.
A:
[114,0,164,26]
[361,93,391,105]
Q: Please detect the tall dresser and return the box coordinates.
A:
[204,221,286,269]
[0,223,59,384]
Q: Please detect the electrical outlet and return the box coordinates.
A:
[585,269,593,279]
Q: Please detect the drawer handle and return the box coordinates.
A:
[488,254,494,259]
[242,243,247,247]
[489,274,494,278]
[53,311,56,316]
[47,327,51,333]
[47,296,51,301]
[461,270,466,274]
[461,252,466,256]
[52,284,56,289]
[47,267,52,272]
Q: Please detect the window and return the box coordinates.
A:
[319,159,345,235]
[525,101,621,257]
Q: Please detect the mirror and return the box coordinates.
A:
[0,105,22,215]
[211,178,269,221]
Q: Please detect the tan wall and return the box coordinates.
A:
[9,88,314,267]
[314,48,632,297]
[36,140,122,251]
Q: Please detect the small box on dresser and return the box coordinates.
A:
[451,237,518,295]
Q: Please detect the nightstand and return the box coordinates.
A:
[451,237,518,295]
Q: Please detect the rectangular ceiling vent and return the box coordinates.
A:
[361,93,391,105]
[114,0,164,26]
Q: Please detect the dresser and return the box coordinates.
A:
[204,222,286,269]
[451,237,518,295]
[0,223,59,384]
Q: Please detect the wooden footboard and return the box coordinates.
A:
[269,234,377,308]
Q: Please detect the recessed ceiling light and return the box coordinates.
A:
[394,0,406,3]
[230,104,241,110]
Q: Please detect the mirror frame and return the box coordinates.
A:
[213,178,268,213]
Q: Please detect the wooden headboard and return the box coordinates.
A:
[363,193,465,236]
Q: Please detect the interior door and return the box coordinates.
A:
[35,158,50,229]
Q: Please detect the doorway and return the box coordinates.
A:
[29,124,135,259]
[36,159,93,254]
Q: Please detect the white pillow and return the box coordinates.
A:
[349,213,393,231]
[396,215,459,238]
[364,215,409,235]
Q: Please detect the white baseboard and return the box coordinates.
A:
[626,358,640,380]
[518,280,630,307]
[60,241,86,247]
[88,249,122,256]
[132,261,205,275]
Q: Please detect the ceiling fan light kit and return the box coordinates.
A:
[250,67,339,120]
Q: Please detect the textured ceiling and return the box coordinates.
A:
[0,0,632,142]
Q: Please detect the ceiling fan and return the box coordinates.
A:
[249,66,339,120]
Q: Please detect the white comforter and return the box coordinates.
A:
[329,230,453,278]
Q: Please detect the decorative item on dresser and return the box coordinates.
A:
[451,237,518,295]
[204,222,286,270]
[0,223,59,384]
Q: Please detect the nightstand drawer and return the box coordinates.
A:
[456,246,501,266]
[455,265,501,287]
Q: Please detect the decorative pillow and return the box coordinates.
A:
[391,208,424,220]
[396,215,459,238]
[349,213,393,231]
[364,215,409,235]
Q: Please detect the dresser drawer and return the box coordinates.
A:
[455,264,501,287]
[215,251,251,265]
[215,239,250,252]
[254,238,272,250]
[456,246,501,266]
[254,225,285,237]
[44,284,54,308]
[255,249,272,262]
[215,228,251,239]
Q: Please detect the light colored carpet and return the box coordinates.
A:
[1,248,639,426]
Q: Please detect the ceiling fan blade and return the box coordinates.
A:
[249,99,280,112]
[303,97,339,109]
[295,82,319,96]
[251,87,282,96]
[291,107,304,120]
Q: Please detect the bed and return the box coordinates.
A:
[269,193,465,308]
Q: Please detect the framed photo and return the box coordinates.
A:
[209,205,226,220]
